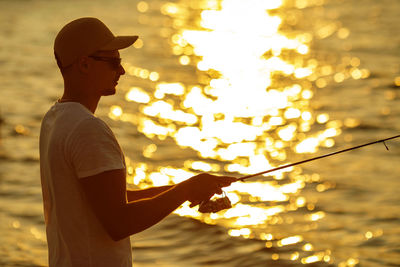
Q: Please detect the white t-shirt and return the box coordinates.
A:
[39,102,132,267]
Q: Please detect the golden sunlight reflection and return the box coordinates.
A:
[109,105,123,120]
[277,235,303,246]
[228,228,251,238]
[117,0,372,265]
[125,87,150,103]
[302,254,321,264]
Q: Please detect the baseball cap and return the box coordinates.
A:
[54,17,138,68]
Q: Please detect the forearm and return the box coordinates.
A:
[126,185,174,202]
[81,170,235,241]
[111,183,188,240]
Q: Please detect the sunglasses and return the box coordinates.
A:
[89,56,122,69]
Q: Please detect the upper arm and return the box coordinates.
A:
[79,168,127,240]
[68,118,125,178]
[68,118,129,240]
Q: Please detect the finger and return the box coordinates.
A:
[205,193,214,201]
[217,176,237,187]
[189,198,204,207]
[225,176,238,183]
[189,201,200,208]
[189,192,213,207]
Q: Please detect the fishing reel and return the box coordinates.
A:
[198,191,232,213]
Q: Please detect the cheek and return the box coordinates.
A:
[97,72,115,84]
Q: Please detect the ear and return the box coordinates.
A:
[77,56,91,74]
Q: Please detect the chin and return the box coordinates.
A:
[102,88,116,96]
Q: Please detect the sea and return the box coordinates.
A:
[0,0,399,266]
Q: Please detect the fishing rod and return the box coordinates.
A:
[237,134,400,182]
[199,134,400,213]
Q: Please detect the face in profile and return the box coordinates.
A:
[88,50,125,96]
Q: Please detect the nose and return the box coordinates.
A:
[119,64,125,75]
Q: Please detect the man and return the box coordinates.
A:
[39,17,235,267]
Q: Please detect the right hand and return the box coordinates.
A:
[181,173,236,208]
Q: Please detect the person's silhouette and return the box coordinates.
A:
[39,17,235,267]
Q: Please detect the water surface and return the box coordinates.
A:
[0,0,399,266]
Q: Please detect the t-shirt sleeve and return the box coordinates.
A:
[67,117,126,178]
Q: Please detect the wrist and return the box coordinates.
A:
[175,181,190,202]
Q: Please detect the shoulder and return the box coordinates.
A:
[71,116,114,140]
[62,105,115,143]
[58,103,110,132]
[66,114,123,161]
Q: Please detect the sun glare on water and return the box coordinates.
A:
[110,0,371,264]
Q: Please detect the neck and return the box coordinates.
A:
[61,76,102,113]
[60,92,100,114]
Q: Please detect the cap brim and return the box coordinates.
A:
[100,35,138,51]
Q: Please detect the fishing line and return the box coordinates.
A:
[237,134,400,182]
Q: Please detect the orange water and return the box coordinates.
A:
[1,0,400,266]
